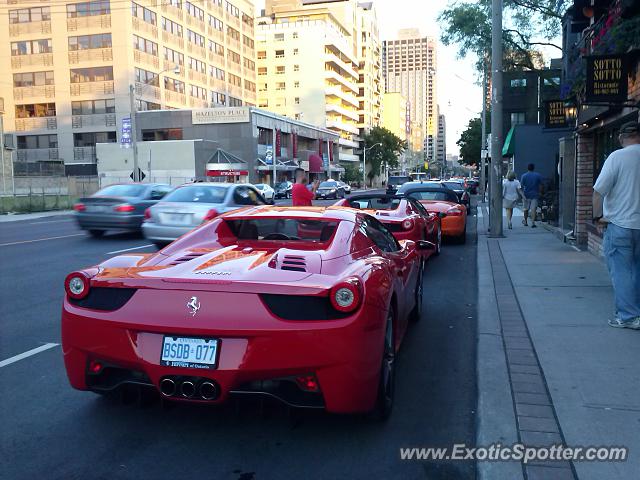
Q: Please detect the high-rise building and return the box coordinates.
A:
[2,0,257,175]
[383,29,437,158]
[381,92,408,141]
[437,111,446,164]
[256,0,381,165]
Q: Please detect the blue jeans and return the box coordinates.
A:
[603,223,640,322]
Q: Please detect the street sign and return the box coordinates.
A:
[120,117,132,149]
[130,167,145,181]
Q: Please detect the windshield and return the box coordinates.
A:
[319,182,338,188]
[348,197,401,210]
[162,185,228,203]
[225,218,340,242]
[443,182,464,190]
[388,176,411,186]
[95,184,146,197]
[397,182,441,194]
[254,184,267,189]
[275,182,290,189]
[406,191,453,202]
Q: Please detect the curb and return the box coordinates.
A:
[0,210,73,223]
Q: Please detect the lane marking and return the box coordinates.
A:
[27,219,74,225]
[106,244,155,255]
[0,233,85,247]
[0,343,59,368]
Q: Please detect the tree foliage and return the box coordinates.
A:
[362,127,406,185]
[457,115,491,167]
[438,0,568,72]
[342,162,360,184]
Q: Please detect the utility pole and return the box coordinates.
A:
[362,143,367,189]
[489,0,503,237]
[129,84,140,182]
[480,58,487,201]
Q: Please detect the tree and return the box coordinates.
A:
[438,0,568,73]
[342,162,360,184]
[457,115,491,167]
[361,127,406,186]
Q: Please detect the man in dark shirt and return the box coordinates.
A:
[520,163,544,227]
[291,168,319,206]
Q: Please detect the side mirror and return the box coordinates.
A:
[417,240,437,251]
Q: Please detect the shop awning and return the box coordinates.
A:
[502,126,516,157]
[308,154,323,173]
[206,148,248,176]
[207,149,248,166]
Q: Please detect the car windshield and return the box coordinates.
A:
[388,176,411,186]
[275,182,289,189]
[397,182,441,194]
[162,185,227,203]
[443,182,463,190]
[406,191,452,202]
[225,218,340,243]
[348,197,401,210]
[254,184,267,189]
[95,184,146,197]
[319,182,337,188]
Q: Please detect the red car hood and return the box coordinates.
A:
[417,200,458,212]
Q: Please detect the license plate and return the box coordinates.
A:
[86,205,109,213]
[160,212,190,226]
[160,336,219,369]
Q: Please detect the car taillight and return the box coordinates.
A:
[114,204,135,213]
[143,208,151,222]
[65,271,91,300]
[73,203,86,212]
[447,207,464,216]
[330,278,362,313]
[295,374,320,392]
[402,218,414,230]
[203,208,219,222]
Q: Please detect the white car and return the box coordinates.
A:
[254,183,275,203]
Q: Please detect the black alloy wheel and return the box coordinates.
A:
[410,263,424,322]
[373,307,396,420]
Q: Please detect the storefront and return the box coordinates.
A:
[205,149,249,183]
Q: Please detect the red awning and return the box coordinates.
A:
[308,154,323,173]
[207,170,248,176]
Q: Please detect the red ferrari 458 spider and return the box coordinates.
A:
[335,194,442,258]
[61,206,434,418]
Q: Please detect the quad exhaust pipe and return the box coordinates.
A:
[199,381,217,400]
[160,377,219,400]
[180,380,196,398]
[160,378,176,397]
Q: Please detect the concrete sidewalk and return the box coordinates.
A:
[0,210,73,222]
[476,203,639,480]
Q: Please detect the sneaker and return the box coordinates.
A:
[626,318,640,330]
[531,224,537,228]
[608,317,637,329]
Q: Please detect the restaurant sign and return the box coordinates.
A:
[585,55,627,104]
[206,170,249,177]
[544,100,569,129]
[192,107,251,124]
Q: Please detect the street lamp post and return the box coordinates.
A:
[129,66,180,182]
[363,142,381,189]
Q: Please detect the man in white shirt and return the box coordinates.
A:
[593,120,640,329]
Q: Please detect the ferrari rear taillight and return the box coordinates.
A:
[402,218,414,230]
[65,271,91,300]
[203,208,219,222]
[330,278,362,313]
[88,360,103,374]
[114,204,135,213]
[295,374,320,392]
[73,203,86,212]
[143,208,151,222]
[446,207,464,216]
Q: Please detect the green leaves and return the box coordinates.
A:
[456,116,490,167]
[362,127,407,183]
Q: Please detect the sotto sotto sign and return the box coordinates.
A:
[192,107,250,124]
[585,55,627,104]
[544,101,569,129]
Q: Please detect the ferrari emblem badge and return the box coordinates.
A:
[187,296,201,316]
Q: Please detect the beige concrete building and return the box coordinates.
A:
[256,0,381,165]
[2,0,257,175]
[383,28,437,160]
[381,92,407,141]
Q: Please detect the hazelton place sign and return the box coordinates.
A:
[192,107,251,124]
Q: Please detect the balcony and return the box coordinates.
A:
[187,43,206,59]
[209,77,226,91]
[228,61,242,76]
[162,31,184,49]
[325,86,358,108]
[15,117,57,132]
[70,81,115,96]
[74,146,97,162]
[208,50,225,64]
[9,21,51,37]
[188,70,208,85]
[13,85,55,101]
[189,96,208,108]
[186,15,205,33]
[326,118,359,135]
[134,50,160,69]
[16,148,59,162]
[325,52,358,80]
[325,70,358,94]
[132,18,158,38]
[135,82,161,100]
[206,1,224,16]
[163,60,185,78]
[243,67,256,79]
[164,90,186,105]
[67,14,111,32]
[242,44,254,58]
[225,12,241,30]
[11,53,54,69]
[68,48,113,64]
[227,38,241,53]
[161,3,183,21]
[229,84,243,98]
[71,113,117,129]
[325,103,359,122]
[207,27,224,43]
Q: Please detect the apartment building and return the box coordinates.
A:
[381,92,407,142]
[256,0,381,165]
[383,29,437,158]
[2,0,256,175]
[436,111,445,164]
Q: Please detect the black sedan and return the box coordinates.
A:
[441,181,471,210]
[315,180,346,199]
[73,183,173,237]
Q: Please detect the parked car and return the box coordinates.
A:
[337,181,351,195]
[73,183,173,237]
[386,175,412,194]
[316,180,346,199]
[397,183,468,244]
[274,181,293,199]
[61,206,434,418]
[142,183,266,247]
[440,181,471,211]
[253,183,275,203]
[465,178,479,194]
[335,194,442,256]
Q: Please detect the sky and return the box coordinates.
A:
[254,0,484,156]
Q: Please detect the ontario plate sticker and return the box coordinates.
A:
[160,336,219,369]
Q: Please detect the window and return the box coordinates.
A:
[294,81,300,88]
[227,50,241,64]
[211,91,226,105]
[166,0,182,7]
[294,113,301,120]
[13,71,54,87]
[257,50,266,59]
[544,77,560,87]
[242,12,253,27]
[293,64,299,72]
[229,96,242,107]
[276,81,285,91]
[258,67,267,75]
[17,134,58,149]
[227,26,240,41]
[142,128,183,141]
[162,17,183,37]
[293,32,298,39]
[164,77,185,93]
[68,33,112,51]
[133,35,158,56]
[510,112,525,126]
[209,66,225,80]
[229,73,242,87]
[70,66,114,83]
[185,2,204,21]
[258,82,267,92]
[135,67,158,86]
[242,35,254,49]
[243,57,255,70]
[137,100,161,111]
[360,216,400,252]
[276,66,285,75]
[71,98,115,115]
[275,33,284,42]
[66,1,111,18]
[225,1,239,17]
[294,97,300,105]
[208,40,224,56]
[73,131,116,147]
[15,103,56,118]
[190,84,207,99]
[131,2,156,25]
[293,48,299,55]
[188,57,206,73]
[11,39,52,56]
[164,47,184,66]
[208,15,223,31]
[510,78,527,88]
[9,7,51,24]
[259,101,268,108]
[244,80,256,92]
[187,30,205,47]
[275,49,284,58]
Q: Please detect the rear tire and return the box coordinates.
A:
[410,264,424,322]
[88,229,105,238]
[434,227,442,256]
[371,307,396,420]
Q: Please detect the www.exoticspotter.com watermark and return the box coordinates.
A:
[400,444,628,463]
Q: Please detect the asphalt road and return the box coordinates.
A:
[0,197,478,480]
